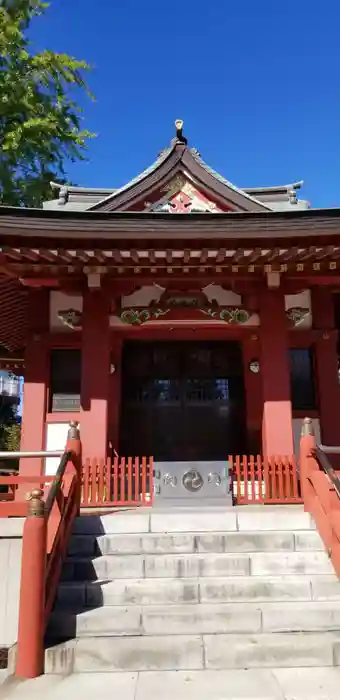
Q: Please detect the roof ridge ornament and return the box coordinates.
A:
[173,119,187,146]
[190,147,201,158]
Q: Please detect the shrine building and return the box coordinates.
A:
[0,120,340,478]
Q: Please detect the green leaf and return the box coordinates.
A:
[0,0,96,207]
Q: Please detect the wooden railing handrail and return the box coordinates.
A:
[44,451,71,515]
[300,417,340,584]
[315,445,340,499]
[15,421,82,680]
[0,475,55,485]
[0,450,63,459]
[318,444,340,455]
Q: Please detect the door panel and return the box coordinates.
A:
[120,341,246,460]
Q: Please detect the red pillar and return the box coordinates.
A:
[242,337,262,453]
[20,290,49,476]
[81,289,110,459]
[108,336,122,451]
[260,289,294,456]
[16,489,46,678]
[312,288,340,445]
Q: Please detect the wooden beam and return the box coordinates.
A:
[75,250,91,263]
[246,248,263,263]
[327,249,340,260]
[263,247,281,262]
[2,248,22,261]
[200,249,209,264]
[0,254,17,278]
[21,248,40,262]
[294,246,317,261]
[166,249,173,264]
[20,278,59,288]
[130,249,140,264]
[313,245,336,260]
[215,248,226,264]
[231,249,246,263]
[57,249,74,263]
[112,250,123,264]
[277,246,299,262]
[39,249,61,263]
[289,275,340,285]
[93,250,107,264]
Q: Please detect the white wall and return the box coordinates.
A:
[285,289,312,329]
[50,291,82,330]
[0,519,24,648]
[45,422,70,475]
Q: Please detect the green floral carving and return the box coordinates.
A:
[220,308,250,324]
[121,309,150,325]
[121,305,251,326]
[121,308,169,325]
[202,307,251,324]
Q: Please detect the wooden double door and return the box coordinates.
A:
[119,340,246,461]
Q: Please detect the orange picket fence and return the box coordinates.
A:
[1,454,303,512]
[230,455,302,505]
[0,457,154,514]
[81,456,154,507]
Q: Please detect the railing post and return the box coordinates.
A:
[300,417,317,511]
[16,489,47,679]
[65,421,82,511]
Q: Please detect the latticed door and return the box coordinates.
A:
[120,341,246,460]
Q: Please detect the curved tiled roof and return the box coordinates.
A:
[90,147,173,209]
[189,149,269,209]
[44,123,308,213]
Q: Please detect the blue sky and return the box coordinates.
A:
[29,0,340,208]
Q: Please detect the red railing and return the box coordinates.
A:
[15,422,82,679]
[1,453,302,513]
[230,455,302,505]
[0,475,55,516]
[300,418,340,577]
[0,469,16,502]
[81,456,153,507]
[1,433,153,678]
[0,457,154,515]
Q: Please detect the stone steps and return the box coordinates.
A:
[71,506,314,535]
[57,574,340,607]
[5,668,340,700]
[68,529,322,556]
[45,632,340,673]
[48,601,340,639]
[44,506,340,680]
[61,549,333,581]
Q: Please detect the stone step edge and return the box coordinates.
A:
[48,600,340,630]
[56,576,339,608]
[72,512,315,536]
[68,531,323,556]
[70,529,318,537]
[72,522,316,536]
[51,600,340,613]
[57,573,338,588]
[43,631,340,674]
[64,551,327,563]
[44,630,340,647]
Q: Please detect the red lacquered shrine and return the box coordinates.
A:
[0,120,340,479]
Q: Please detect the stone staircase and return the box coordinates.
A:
[38,505,340,697]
